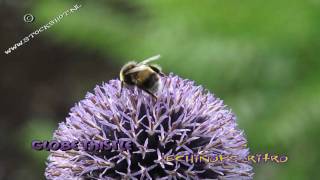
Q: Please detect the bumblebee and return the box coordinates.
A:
[119,54,165,99]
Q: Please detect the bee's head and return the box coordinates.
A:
[119,61,137,81]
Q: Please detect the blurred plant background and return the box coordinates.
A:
[1,0,320,179]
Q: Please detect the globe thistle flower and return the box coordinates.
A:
[45,73,253,179]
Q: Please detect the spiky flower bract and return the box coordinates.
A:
[45,73,253,180]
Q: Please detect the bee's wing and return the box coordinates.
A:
[138,54,161,65]
[124,65,149,75]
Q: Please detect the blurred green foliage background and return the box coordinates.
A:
[1,0,320,179]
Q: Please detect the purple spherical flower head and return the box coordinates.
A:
[45,73,253,180]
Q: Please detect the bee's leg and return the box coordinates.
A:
[120,81,124,95]
[159,72,165,77]
[143,89,157,100]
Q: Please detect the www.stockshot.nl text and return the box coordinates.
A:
[4,4,81,55]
